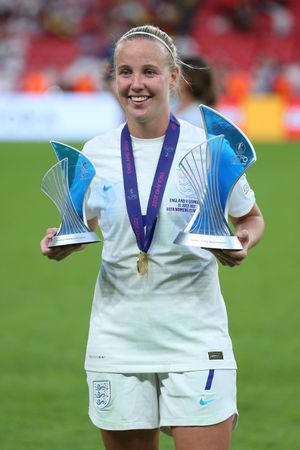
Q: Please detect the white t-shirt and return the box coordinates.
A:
[82,119,255,373]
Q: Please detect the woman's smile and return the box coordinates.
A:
[129,95,151,105]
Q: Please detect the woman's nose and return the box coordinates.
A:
[131,73,143,89]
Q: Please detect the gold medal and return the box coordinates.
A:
[137,251,148,275]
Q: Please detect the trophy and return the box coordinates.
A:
[174,105,256,250]
[41,141,100,247]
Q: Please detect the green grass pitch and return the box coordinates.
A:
[0,141,299,450]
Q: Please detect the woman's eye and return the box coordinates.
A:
[119,68,131,76]
[145,69,155,76]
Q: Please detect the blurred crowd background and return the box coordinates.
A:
[1,0,300,100]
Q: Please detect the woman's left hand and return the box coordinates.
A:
[209,202,265,267]
[209,229,250,267]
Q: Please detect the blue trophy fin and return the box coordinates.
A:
[50,141,96,220]
[199,105,256,210]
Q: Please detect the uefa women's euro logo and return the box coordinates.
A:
[231,141,249,165]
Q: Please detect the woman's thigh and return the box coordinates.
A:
[101,428,160,450]
[171,415,234,450]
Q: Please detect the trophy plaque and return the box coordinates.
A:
[41,141,100,247]
[174,105,256,250]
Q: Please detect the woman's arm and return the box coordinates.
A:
[210,203,265,267]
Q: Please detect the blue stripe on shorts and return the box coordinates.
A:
[205,369,215,390]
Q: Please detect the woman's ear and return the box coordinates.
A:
[170,66,180,90]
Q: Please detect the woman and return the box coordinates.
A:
[41,25,264,450]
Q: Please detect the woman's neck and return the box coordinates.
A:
[127,114,170,139]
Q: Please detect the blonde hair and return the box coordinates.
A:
[115,25,180,73]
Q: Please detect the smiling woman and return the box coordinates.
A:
[114,27,180,138]
[40,24,264,450]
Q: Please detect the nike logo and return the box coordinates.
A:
[103,185,112,191]
[199,398,215,406]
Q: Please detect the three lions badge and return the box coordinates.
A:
[93,381,111,409]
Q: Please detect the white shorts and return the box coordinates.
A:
[86,369,238,431]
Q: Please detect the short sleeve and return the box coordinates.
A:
[227,174,255,218]
[84,182,101,220]
[82,140,101,221]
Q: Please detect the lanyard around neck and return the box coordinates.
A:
[121,114,180,253]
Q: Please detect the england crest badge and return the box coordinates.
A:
[93,381,111,409]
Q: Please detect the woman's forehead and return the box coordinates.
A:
[115,38,169,64]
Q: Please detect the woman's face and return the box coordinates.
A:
[115,38,178,131]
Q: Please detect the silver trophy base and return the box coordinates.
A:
[48,231,100,247]
[174,232,243,250]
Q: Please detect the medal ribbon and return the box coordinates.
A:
[121,114,180,253]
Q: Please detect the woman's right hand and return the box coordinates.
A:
[40,228,86,261]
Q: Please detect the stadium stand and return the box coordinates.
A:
[0,0,300,96]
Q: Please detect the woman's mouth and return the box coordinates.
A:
[129,96,149,103]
